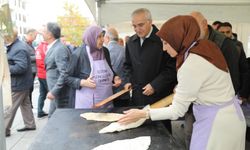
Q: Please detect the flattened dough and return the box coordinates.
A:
[99,117,146,133]
[80,112,124,122]
[99,105,149,133]
[92,136,151,150]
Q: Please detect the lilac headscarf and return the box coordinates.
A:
[83,25,104,60]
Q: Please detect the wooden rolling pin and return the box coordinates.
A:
[150,94,174,108]
[93,88,131,108]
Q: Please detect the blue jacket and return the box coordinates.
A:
[107,41,129,100]
[7,39,33,92]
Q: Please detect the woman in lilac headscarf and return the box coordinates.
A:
[66,25,121,108]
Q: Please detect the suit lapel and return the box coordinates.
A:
[45,40,60,66]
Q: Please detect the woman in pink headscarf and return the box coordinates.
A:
[118,16,246,150]
[66,25,121,108]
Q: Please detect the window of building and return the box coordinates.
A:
[19,13,21,21]
[23,15,26,22]
[22,1,25,9]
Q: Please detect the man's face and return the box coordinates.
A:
[31,32,37,42]
[41,27,51,42]
[218,26,232,38]
[27,32,37,42]
[103,34,110,46]
[132,13,152,38]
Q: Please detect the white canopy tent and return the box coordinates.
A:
[84,0,250,56]
[85,0,250,25]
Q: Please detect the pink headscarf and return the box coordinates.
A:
[83,25,104,60]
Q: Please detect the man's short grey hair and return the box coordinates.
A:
[47,22,61,39]
[105,28,119,41]
[131,8,152,21]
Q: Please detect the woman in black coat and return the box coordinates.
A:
[65,26,121,108]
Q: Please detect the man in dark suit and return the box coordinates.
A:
[124,8,177,106]
[43,22,71,118]
[123,8,177,132]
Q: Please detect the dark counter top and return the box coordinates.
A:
[29,108,184,150]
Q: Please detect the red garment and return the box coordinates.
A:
[35,41,48,79]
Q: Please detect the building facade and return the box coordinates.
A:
[0,0,27,36]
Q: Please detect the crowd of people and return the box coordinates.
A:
[3,7,250,150]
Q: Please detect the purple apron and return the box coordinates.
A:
[190,97,244,150]
[75,48,114,108]
[184,42,245,149]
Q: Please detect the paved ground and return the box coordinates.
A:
[4,79,250,150]
[5,79,50,150]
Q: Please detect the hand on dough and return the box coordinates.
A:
[118,109,147,125]
[99,105,150,134]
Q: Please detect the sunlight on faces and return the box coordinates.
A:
[96,32,104,49]
[161,39,178,57]
[132,13,152,38]
[218,26,232,38]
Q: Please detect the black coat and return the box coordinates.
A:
[124,25,177,106]
[65,45,116,108]
[208,25,249,98]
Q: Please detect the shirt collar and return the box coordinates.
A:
[47,39,57,50]
[145,26,153,39]
[140,26,153,46]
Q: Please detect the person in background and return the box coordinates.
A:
[124,35,130,44]
[123,8,177,133]
[117,38,124,46]
[35,39,49,118]
[119,15,246,150]
[218,22,249,99]
[212,21,221,30]
[60,35,76,53]
[4,28,36,137]
[218,22,245,54]
[65,25,121,108]
[23,29,38,108]
[43,22,71,118]
[104,27,130,107]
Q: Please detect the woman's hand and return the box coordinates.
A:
[80,76,96,88]
[118,109,147,125]
[113,76,122,87]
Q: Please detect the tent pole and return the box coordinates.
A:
[0,85,6,150]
